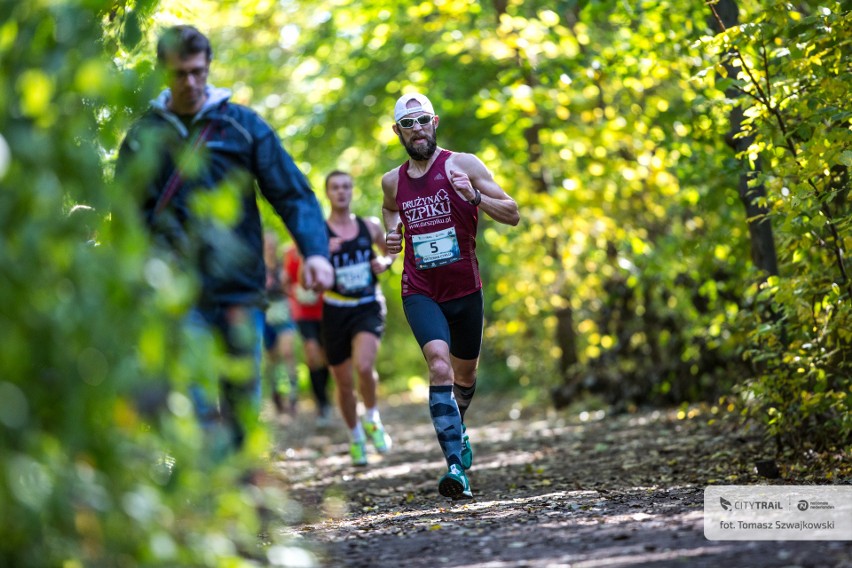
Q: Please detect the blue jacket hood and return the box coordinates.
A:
[150,86,233,136]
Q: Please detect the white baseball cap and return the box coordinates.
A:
[393,93,435,122]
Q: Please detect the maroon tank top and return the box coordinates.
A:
[396,150,481,302]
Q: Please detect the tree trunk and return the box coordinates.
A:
[552,305,579,409]
[709,0,779,277]
[556,306,578,375]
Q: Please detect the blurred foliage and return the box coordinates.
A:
[1,1,293,566]
[1,0,849,564]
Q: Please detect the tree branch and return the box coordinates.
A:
[708,0,849,293]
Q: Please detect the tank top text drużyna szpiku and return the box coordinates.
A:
[396,150,481,303]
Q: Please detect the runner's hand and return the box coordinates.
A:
[371,256,393,275]
[449,169,476,202]
[386,222,404,255]
[302,255,334,292]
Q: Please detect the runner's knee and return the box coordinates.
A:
[355,360,376,380]
[331,370,355,390]
[427,357,454,385]
[454,370,477,387]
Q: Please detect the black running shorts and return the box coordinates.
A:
[321,300,386,366]
[402,290,483,360]
[296,319,323,343]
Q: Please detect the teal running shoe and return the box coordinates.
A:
[350,440,368,466]
[461,423,473,470]
[438,464,472,500]
[363,420,392,454]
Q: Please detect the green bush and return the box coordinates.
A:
[705,2,851,451]
[0,2,285,565]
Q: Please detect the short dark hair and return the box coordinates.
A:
[325,170,352,189]
[157,25,212,64]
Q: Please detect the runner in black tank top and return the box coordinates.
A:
[322,170,398,466]
[326,217,380,303]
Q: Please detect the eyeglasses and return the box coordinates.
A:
[169,66,209,81]
[397,114,434,129]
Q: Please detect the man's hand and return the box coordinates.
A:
[385,222,404,255]
[448,169,476,202]
[301,255,334,292]
[371,256,393,275]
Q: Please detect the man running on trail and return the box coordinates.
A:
[324,170,396,466]
[381,92,520,499]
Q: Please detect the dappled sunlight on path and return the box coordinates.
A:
[268,395,852,567]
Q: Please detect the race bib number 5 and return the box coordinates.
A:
[412,228,461,270]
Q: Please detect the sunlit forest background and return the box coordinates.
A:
[1,0,849,565]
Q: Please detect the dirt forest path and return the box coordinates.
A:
[268,395,852,568]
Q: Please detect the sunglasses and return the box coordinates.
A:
[397,114,434,128]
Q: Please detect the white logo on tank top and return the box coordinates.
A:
[401,188,452,229]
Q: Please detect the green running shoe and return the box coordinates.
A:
[438,464,472,500]
[461,423,473,470]
[363,420,392,454]
[350,440,368,466]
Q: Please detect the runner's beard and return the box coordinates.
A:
[402,132,437,161]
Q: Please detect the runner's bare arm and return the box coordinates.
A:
[366,216,396,274]
[381,170,404,255]
[447,153,520,226]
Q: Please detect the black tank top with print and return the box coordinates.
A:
[325,217,377,304]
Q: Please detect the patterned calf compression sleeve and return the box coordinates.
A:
[453,381,477,422]
[429,385,463,467]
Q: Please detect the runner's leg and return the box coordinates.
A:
[404,294,464,466]
[274,327,299,411]
[446,291,484,421]
[300,321,332,416]
[330,358,359,429]
[352,331,380,410]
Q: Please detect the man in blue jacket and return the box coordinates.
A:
[116,25,333,454]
